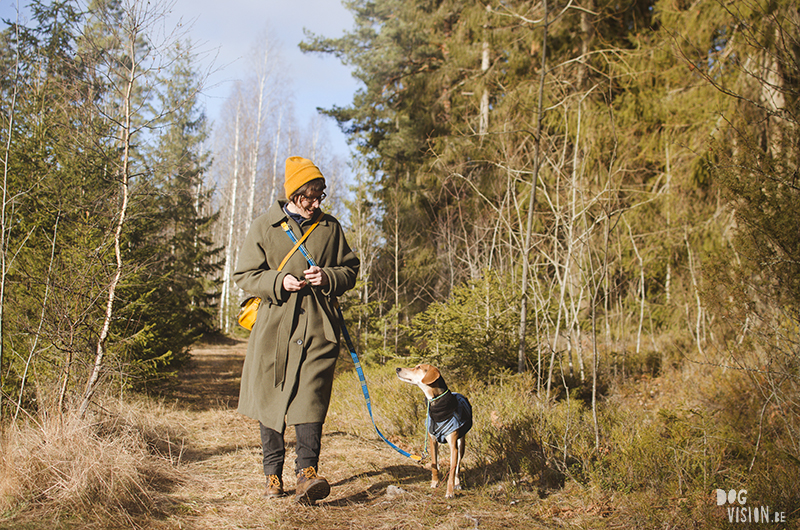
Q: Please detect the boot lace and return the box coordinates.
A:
[300,467,318,480]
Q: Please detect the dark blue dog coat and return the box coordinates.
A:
[425,391,473,444]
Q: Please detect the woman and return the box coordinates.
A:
[234,156,359,504]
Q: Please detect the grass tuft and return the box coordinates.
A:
[0,399,183,527]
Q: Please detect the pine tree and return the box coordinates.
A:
[1,0,218,418]
[1,0,123,417]
[116,40,220,384]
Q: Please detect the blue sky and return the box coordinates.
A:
[0,0,360,160]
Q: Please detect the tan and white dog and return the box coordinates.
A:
[396,364,473,498]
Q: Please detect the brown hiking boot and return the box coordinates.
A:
[264,474,284,498]
[295,467,330,504]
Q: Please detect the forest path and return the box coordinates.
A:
[156,338,546,530]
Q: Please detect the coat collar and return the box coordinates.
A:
[267,200,328,229]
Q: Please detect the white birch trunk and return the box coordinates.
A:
[247,46,269,226]
[518,0,548,376]
[220,104,242,333]
[269,109,283,204]
[79,33,137,417]
[394,180,401,352]
[628,221,645,356]
[479,17,490,137]
[665,143,672,303]
[685,228,704,356]
[480,78,489,135]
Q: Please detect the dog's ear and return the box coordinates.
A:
[421,365,441,385]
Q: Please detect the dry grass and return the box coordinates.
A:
[0,401,183,529]
[2,339,797,529]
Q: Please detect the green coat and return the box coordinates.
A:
[233,201,359,432]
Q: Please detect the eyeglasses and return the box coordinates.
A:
[300,192,326,205]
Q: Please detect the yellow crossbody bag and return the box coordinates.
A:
[236,219,320,331]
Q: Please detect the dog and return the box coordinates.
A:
[396,364,472,498]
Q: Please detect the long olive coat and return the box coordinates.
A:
[233,201,359,432]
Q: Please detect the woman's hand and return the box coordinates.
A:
[282,274,308,292]
[303,266,329,287]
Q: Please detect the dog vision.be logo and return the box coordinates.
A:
[715,489,787,524]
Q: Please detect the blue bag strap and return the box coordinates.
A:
[280,219,421,462]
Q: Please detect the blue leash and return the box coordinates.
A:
[280,221,422,462]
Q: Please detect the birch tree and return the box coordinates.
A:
[244,35,283,226]
[79,0,184,417]
[516,0,548,376]
[219,100,242,333]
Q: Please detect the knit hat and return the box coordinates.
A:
[284,156,324,199]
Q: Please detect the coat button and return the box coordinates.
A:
[296,339,303,345]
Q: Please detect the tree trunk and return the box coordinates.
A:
[394,177,401,353]
[79,36,136,418]
[518,0,548,376]
[627,221,645,357]
[246,47,269,227]
[269,109,283,204]
[220,104,242,333]
[15,217,59,422]
[479,7,490,137]
[578,0,595,89]
[685,227,704,357]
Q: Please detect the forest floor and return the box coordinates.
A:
[7,338,795,529]
[121,338,607,530]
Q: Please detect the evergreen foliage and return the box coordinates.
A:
[696,0,800,463]
[0,0,218,417]
[409,272,524,378]
[304,2,800,486]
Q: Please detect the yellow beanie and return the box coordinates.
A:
[284,156,324,199]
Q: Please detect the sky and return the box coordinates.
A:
[0,0,360,160]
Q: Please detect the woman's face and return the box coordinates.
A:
[291,191,326,219]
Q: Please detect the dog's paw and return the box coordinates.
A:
[430,480,440,489]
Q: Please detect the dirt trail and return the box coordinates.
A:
[157,339,550,530]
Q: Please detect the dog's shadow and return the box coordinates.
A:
[324,464,429,506]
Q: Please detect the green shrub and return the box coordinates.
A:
[407,272,524,379]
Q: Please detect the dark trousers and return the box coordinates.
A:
[260,422,323,478]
